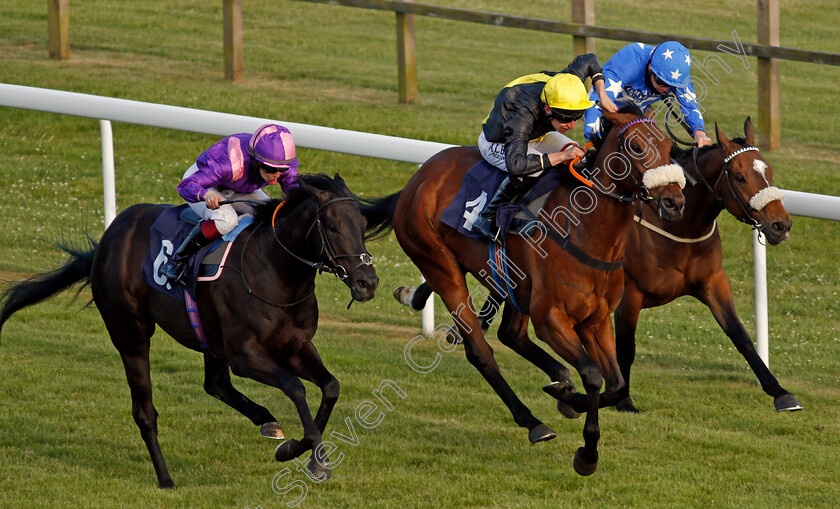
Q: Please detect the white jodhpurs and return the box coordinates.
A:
[477,130,577,177]
[182,164,269,236]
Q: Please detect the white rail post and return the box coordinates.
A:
[421,275,434,336]
[753,229,769,368]
[99,120,116,228]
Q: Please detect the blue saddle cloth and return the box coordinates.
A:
[141,205,253,303]
[440,159,566,243]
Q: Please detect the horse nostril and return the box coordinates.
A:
[662,198,675,211]
[354,278,378,292]
[771,221,786,233]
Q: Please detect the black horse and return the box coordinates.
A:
[0,173,379,488]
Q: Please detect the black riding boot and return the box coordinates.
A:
[160,222,216,284]
[473,176,530,241]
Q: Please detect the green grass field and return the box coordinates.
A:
[1,1,839,507]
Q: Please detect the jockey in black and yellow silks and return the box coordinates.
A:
[474,53,617,240]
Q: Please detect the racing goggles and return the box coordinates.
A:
[549,108,585,123]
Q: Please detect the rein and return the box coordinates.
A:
[593,118,672,206]
[223,196,373,308]
[270,197,373,282]
[687,144,764,229]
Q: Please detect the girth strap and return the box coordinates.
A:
[517,203,623,272]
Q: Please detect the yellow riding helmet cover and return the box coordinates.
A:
[540,73,594,110]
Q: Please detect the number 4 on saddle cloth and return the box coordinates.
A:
[140,205,254,355]
[440,158,568,245]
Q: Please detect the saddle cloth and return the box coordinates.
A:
[141,205,253,304]
[439,158,566,243]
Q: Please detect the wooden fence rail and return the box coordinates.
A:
[290,0,840,150]
[45,1,840,149]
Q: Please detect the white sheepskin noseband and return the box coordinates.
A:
[749,186,784,211]
[642,163,686,190]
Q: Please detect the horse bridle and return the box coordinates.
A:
[272,196,373,283]
[595,118,679,213]
[689,144,764,228]
[225,196,373,308]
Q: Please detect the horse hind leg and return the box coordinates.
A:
[202,354,285,439]
[109,319,175,489]
[432,270,553,443]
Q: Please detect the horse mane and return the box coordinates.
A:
[590,103,645,153]
[572,103,646,180]
[251,173,354,224]
[669,136,749,160]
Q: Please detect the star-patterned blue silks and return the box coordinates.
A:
[583,41,705,142]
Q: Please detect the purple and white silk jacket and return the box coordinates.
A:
[177,133,300,203]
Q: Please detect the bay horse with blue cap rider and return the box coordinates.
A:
[161,123,301,283]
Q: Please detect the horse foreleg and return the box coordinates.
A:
[696,271,802,412]
[534,314,603,476]
[496,304,574,391]
[202,354,284,439]
[613,287,644,413]
[229,344,329,480]
[276,342,340,480]
[576,319,626,408]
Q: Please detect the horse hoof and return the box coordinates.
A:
[542,380,574,399]
[158,479,176,490]
[528,423,557,444]
[556,400,581,420]
[307,455,332,481]
[275,440,300,462]
[393,286,415,307]
[572,447,598,476]
[774,394,803,412]
[260,422,286,440]
[615,397,640,414]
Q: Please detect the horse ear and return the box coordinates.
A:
[744,117,755,146]
[298,181,327,204]
[333,173,352,196]
[715,122,733,151]
[601,110,635,133]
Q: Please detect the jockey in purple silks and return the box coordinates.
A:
[160,123,301,284]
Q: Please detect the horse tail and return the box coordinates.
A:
[358,191,401,240]
[0,237,97,340]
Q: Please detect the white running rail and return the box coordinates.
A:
[2,84,839,358]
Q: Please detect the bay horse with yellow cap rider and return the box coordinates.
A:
[473,53,618,240]
[160,123,301,283]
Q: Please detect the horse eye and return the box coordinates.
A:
[327,223,339,233]
[630,143,641,152]
[734,174,747,183]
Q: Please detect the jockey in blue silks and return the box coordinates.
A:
[160,123,301,284]
[582,41,713,148]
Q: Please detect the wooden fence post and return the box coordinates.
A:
[571,0,595,56]
[396,1,418,104]
[757,0,780,150]
[223,0,244,82]
[47,0,70,60]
